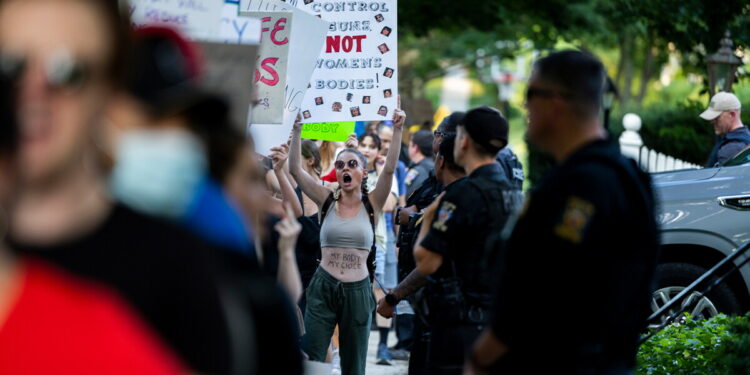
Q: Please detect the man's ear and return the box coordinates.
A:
[459,133,470,151]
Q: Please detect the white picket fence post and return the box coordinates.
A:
[618,113,701,172]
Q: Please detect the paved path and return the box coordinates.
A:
[363,329,408,375]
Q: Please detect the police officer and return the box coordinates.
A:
[413,106,517,374]
[467,51,660,375]
[377,112,465,375]
[405,130,435,196]
[496,147,524,191]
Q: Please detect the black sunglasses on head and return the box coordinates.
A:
[335,159,359,170]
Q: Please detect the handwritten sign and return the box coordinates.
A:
[300,122,355,142]
[250,12,291,124]
[220,1,262,44]
[294,0,398,123]
[241,0,331,153]
[130,0,224,41]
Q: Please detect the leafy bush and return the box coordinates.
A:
[638,314,732,375]
[637,313,750,375]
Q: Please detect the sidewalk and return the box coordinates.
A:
[364,330,408,375]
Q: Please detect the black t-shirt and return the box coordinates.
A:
[491,140,660,372]
[420,163,516,303]
[10,205,234,374]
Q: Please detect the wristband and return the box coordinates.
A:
[384,293,399,306]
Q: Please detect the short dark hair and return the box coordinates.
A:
[533,50,605,119]
[358,133,382,150]
[410,130,433,157]
[437,134,463,173]
[438,111,465,135]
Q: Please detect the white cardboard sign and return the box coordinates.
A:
[241,0,331,153]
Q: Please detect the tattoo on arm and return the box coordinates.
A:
[393,269,427,300]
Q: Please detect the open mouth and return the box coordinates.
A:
[342,173,352,184]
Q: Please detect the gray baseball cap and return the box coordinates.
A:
[700,92,741,120]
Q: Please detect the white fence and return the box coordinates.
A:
[618,113,702,173]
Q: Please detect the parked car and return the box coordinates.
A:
[650,147,750,322]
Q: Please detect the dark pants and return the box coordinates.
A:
[395,313,414,350]
[302,268,375,375]
[427,322,484,375]
[408,315,430,375]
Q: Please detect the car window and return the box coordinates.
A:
[722,145,750,167]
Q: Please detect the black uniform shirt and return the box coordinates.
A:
[420,163,515,301]
[406,157,435,197]
[491,140,660,371]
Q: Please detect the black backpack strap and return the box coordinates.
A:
[319,192,336,225]
[362,194,377,282]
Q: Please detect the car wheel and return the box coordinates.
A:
[651,262,742,326]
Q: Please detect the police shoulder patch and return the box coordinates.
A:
[432,201,457,232]
[553,196,595,244]
[405,169,420,185]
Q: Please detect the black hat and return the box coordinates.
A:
[129,26,228,123]
[461,106,508,154]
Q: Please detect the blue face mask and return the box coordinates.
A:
[110,129,207,220]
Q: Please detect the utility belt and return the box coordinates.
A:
[396,211,422,249]
[425,274,491,325]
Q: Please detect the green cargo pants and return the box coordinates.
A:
[302,268,376,375]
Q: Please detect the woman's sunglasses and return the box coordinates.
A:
[0,50,91,91]
[335,159,359,170]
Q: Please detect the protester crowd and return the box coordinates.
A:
[0,1,664,375]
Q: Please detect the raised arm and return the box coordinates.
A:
[289,114,331,206]
[270,144,304,218]
[370,96,405,211]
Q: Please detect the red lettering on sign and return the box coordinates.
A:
[254,57,280,86]
[325,35,366,53]
[271,18,288,45]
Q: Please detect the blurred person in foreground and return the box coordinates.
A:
[0,1,234,373]
[106,25,303,374]
[0,56,185,375]
[107,26,253,256]
[466,50,659,375]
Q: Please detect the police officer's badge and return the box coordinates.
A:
[554,196,595,244]
[405,169,420,186]
[433,202,456,232]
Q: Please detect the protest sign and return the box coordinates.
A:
[300,122,356,142]
[220,1,262,44]
[295,0,398,123]
[197,42,258,132]
[250,12,292,124]
[130,0,224,41]
[240,0,331,153]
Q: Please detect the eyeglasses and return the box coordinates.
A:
[525,87,571,102]
[434,130,455,137]
[0,50,91,92]
[335,159,359,170]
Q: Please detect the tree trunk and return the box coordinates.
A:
[636,36,656,106]
[621,32,634,107]
[615,30,634,107]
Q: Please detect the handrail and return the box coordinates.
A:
[640,241,750,344]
